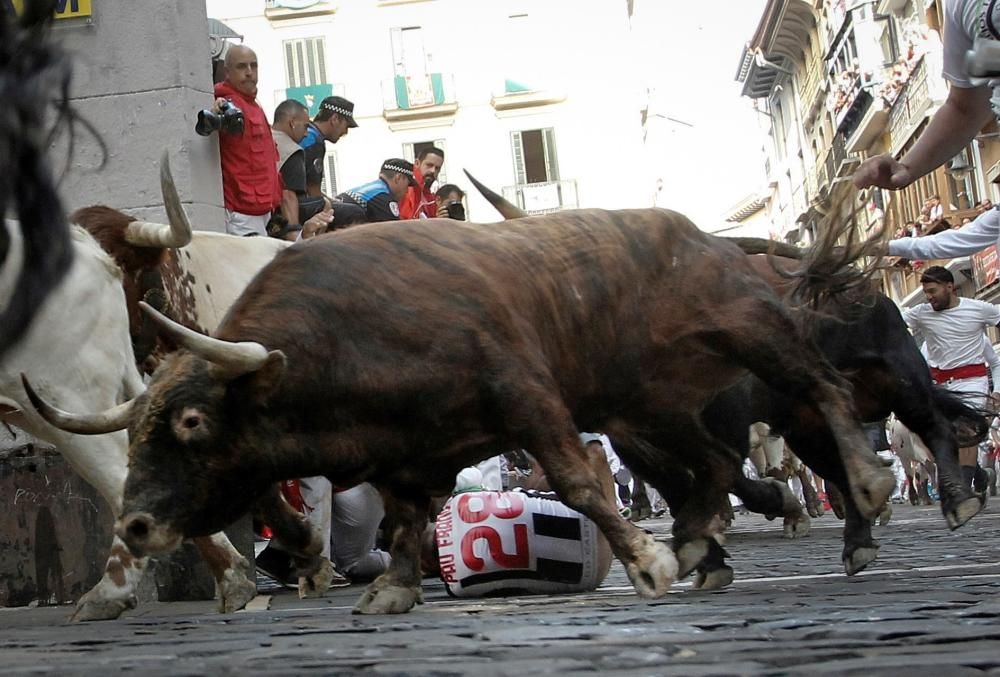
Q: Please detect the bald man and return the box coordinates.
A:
[209,44,281,237]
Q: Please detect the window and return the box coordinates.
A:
[284,37,327,87]
[511,128,558,185]
[322,152,338,198]
[403,140,447,183]
[389,26,441,107]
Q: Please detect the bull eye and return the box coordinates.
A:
[173,406,208,442]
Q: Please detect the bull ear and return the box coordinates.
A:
[247,350,286,405]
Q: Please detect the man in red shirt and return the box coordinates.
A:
[399,146,445,220]
[208,44,281,236]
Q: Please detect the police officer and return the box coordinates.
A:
[336,158,418,223]
[300,95,357,199]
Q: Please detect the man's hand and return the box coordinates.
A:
[852,154,914,190]
[301,208,334,239]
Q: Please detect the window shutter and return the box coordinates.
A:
[511,131,526,185]
[323,151,338,198]
[283,37,327,88]
[542,128,559,182]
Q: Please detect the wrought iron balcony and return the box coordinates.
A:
[502,180,578,215]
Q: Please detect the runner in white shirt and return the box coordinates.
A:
[904,265,1000,487]
[854,0,1000,259]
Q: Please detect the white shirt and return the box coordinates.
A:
[905,297,1000,370]
[943,0,1000,100]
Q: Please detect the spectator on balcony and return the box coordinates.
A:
[399,146,445,220]
[300,95,357,199]
[853,1,1000,262]
[928,195,945,222]
[896,220,918,238]
[335,158,418,223]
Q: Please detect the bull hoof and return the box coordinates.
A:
[877,503,892,527]
[675,539,709,580]
[783,512,811,539]
[625,537,677,598]
[69,590,137,623]
[351,582,423,615]
[943,494,986,530]
[806,503,823,518]
[852,469,896,520]
[693,565,734,591]
[298,558,350,599]
[217,563,257,613]
[844,546,878,576]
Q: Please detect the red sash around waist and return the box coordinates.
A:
[929,363,988,384]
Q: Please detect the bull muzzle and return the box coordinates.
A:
[115,511,183,557]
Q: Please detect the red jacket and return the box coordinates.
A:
[399,164,438,219]
[214,81,281,216]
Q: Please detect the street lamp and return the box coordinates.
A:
[946,154,973,210]
[946,154,973,182]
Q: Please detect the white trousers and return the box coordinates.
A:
[298,477,390,580]
[224,209,269,237]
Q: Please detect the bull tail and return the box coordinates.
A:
[0,0,103,356]
[778,210,887,310]
[463,169,528,219]
[930,385,991,447]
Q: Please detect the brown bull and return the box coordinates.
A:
[26,206,894,614]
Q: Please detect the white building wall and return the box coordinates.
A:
[206,0,645,222]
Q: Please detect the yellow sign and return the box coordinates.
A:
[9,0,92,20]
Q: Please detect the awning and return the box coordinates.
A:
[207,18,242,41]
[208,18,242,59]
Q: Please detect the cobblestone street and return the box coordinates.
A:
[1,503,999,675]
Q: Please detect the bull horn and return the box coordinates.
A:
[122,151,193,248]
[139,301,270,378]
[463,169,528,219]
[21,374,135,435]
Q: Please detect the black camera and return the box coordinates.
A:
[195,100,245,136]
[445,201,466,221]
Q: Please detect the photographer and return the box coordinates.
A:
[201,44,281,237]
[853,2,1000,259]
[436,184,466,221]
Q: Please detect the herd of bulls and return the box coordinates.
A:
[0,0,992,624]
[1,148,989,619]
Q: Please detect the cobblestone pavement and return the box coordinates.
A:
[2,503,1000,676]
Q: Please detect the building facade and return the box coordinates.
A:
[737,0,1000,310]
[205,0,647,222]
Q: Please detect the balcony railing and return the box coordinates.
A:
[502,180,578,215]
[382,72,455,112]
[888,55,931,148]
